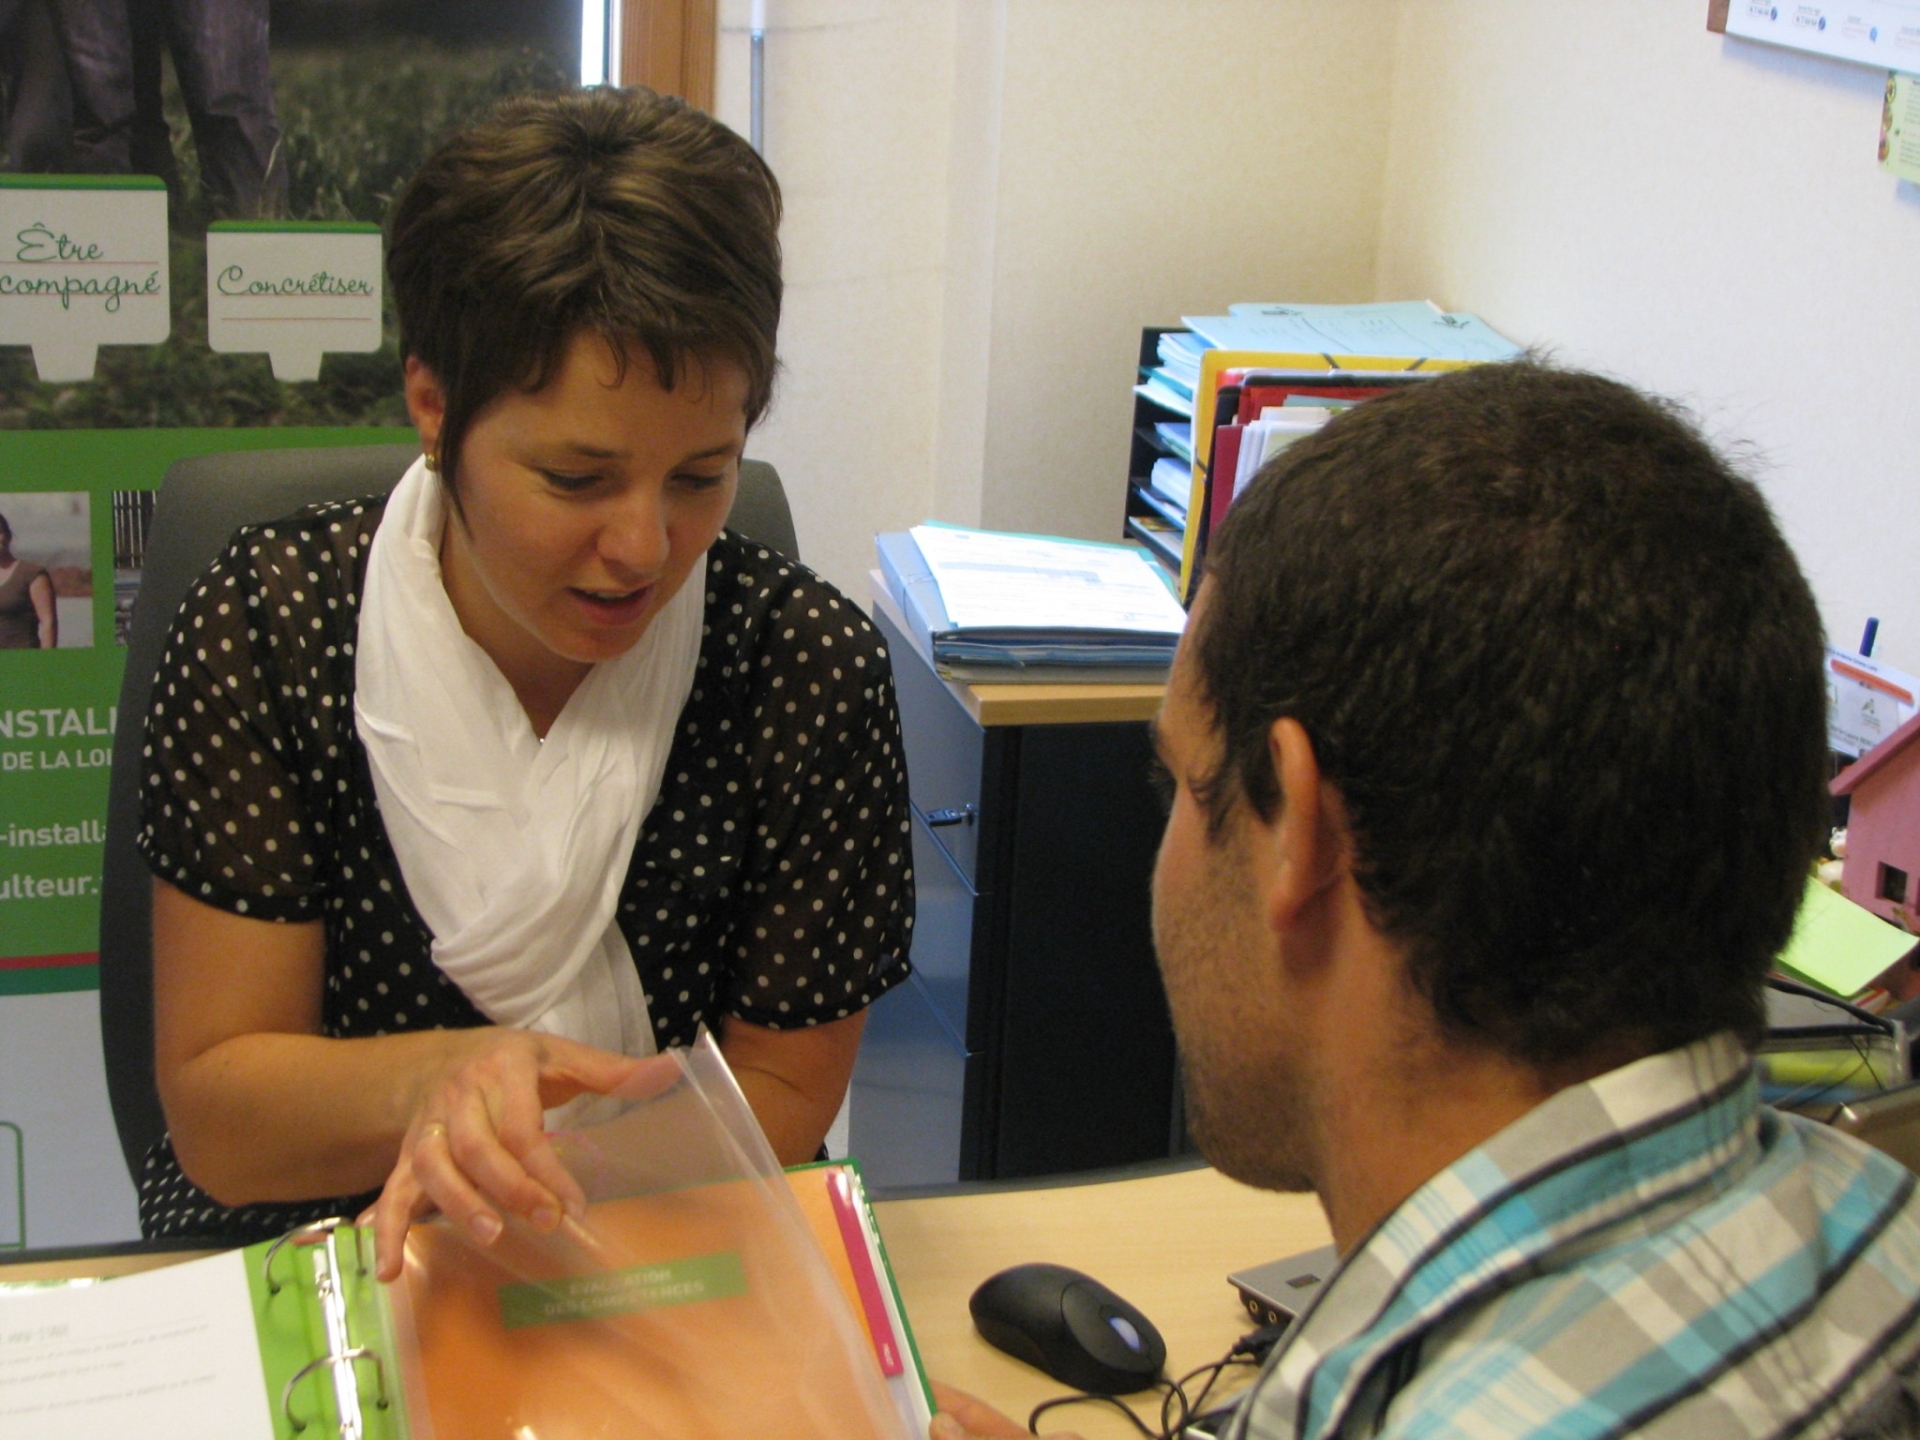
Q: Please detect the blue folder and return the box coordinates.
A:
[875,531,1178,677]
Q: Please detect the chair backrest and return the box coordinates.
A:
[730,459,800,563]
[98,445,798,1180]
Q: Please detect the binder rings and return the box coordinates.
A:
[0,1218,409,1440]
[234,1219,397,1440]
[0,1042,931,1440]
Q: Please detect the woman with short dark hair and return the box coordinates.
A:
[138,88,913,1275]
[0,511,57,649]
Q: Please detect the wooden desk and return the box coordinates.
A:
[946,680,1164,729]
[0,1166,1329,1440]
[875,1166,1330,1436]
[865,577,1167,729]
[0,1244,210,1284]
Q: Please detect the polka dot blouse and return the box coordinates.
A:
[135,497,914,1240]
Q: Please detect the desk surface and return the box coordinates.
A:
[876,1166,1329,1435]
[0,1165,1328,1439]
[956,682,1166,728]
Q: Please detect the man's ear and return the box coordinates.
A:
[402,356,447,463]
[1260,717,1348,934]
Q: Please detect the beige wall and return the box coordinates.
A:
[1377,1,1920,675]
[714,0,958,602]
[965,1,1399,542]
[714,0,1398,603]
[719,2,1920,678]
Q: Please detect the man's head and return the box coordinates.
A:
[1153,362,1828,1180]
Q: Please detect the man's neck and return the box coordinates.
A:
[1310,1035,1563,1253]
[1297,922,1636,1252]
[1228,786,1650,1255]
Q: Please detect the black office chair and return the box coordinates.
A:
[97,444,800,1184]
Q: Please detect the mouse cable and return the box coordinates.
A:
[1231,1322,1289,1362]
[1027,1384,1175,1439]
[1024,1345,1266,1438]
[1167,1347,1270,1435]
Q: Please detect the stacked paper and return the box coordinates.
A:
[876,525,1185,683]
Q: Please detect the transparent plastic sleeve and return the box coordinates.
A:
[383,1034,913,1440]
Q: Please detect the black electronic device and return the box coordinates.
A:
[968,1262,1167,1395]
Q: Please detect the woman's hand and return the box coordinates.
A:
[368,1032,669,1280]
[929,1383,1085,1440]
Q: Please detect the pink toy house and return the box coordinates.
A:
[1833,709,1920,929]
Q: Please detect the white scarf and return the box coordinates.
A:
[354,457,705,1124]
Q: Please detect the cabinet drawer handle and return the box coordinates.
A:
[925,805,977,828]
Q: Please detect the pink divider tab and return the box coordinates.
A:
[827,1168,903,1376]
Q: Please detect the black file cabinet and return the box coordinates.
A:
[849,606,1180,1187]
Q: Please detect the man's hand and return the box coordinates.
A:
[929,1382,1085,1440]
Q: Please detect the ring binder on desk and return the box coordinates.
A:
[261,1215,350,1294]
[0,1037,932,1440]
[266,1221,391,1440]
[0,1214,409,1440]
[250,1217,404,1440]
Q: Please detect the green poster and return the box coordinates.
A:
[0,426,400,992]
[0,428,400,1248]
[0,0,578,1252]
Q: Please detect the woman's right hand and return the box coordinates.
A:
[368,1030,668,1280]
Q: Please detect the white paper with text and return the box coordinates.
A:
[0,1251,270,1440]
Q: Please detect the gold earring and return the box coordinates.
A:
[423,452,439,473]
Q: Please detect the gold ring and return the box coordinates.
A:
[420,1121,449,1143]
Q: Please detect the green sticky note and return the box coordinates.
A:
[498,1251,747,1329]
[1776,878,1919,998]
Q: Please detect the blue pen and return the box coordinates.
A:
[1861,617,1879,658]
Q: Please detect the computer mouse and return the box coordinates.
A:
[968,1262,1167,1395]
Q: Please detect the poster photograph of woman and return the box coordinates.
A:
[0,490,91,648]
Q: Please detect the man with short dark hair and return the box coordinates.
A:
[934,363,1920,1440]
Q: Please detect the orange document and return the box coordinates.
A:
[389,1164,923,1440]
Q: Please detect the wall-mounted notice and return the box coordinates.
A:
[1724,2,1920,73]
[205,221,384,382]
[0,177,170,383]
[1883,70,1920,177]
[1827,644,1919,757]
[0,0,580,1258]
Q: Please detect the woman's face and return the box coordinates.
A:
[407,333,746,691]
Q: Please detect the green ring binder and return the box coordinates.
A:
[281,1346,390,1438]
[260,1214,357,1295]
[262,1218,389,1439]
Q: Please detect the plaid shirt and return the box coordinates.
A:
[1227,1033,1920,1440]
